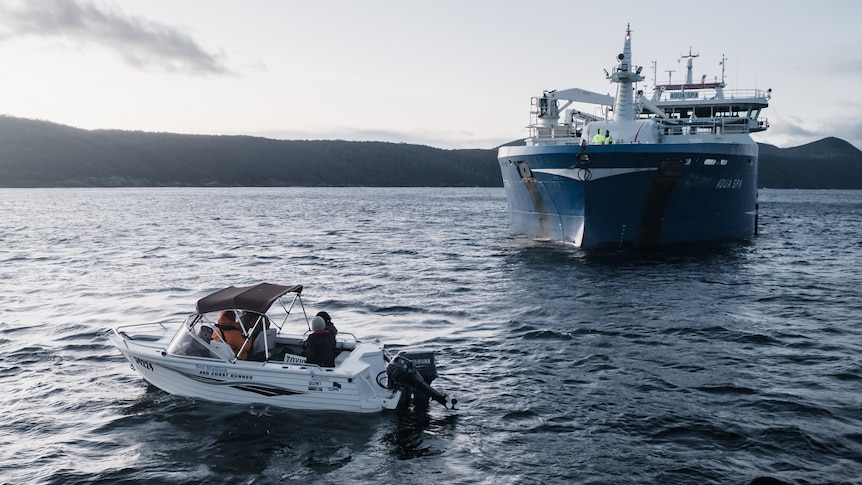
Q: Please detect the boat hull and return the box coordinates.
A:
[109,331,401,413]
[497,142,758,247]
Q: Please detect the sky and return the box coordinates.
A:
[0,0,860,151]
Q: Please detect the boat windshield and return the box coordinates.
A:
[167,315,217,358]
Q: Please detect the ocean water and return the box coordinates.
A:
[1,187,860,485]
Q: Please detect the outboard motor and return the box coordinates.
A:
[386,351,457,410]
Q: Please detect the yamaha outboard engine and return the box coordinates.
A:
[386,351,457,410]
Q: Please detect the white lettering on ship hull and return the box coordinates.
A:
[715,178,743,189]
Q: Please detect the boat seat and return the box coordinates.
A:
[335,350,350,365]
[337,340,356,351]
[198,325,214,342]
[251,328,277,360]
[209,340,235,361]
[184,326,213,357]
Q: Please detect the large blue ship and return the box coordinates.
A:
[498,25,771,248]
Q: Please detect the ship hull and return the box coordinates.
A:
[497,142,758,248]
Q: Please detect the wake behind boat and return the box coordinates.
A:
[498,25,771,248]
[108,283,456,413]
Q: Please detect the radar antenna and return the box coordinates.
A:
[680,47,699,84]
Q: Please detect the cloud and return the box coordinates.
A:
[832,119,862,152]
[762,114,862,151]
[0,0,229,75]
[769,117,820,139]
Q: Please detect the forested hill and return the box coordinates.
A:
[0,117,499,187]
[758,137,862,189]
[1,116,861,189]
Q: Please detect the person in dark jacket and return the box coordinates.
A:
[305,316,335,367]
[315,311,337,346]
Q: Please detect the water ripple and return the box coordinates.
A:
[0,188,861,483]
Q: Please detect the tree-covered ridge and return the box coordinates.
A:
[1,116,860,189]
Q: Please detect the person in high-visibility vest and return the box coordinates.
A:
[603,130,613,145]
[591,128,604,144]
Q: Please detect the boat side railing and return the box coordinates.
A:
[108,322,171,351]
[110,321,170,337]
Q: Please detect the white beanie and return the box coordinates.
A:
[311,316,326,331]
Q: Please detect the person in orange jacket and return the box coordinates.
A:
[212,310,252,360]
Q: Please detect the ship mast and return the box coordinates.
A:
[608,24,644,121]
[681,47,699,85]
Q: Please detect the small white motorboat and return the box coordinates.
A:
[108,283,456,413]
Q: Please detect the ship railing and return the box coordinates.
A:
[657,116,768,136]
[660,124,748,136]
[651,87,770,103]
[529,124,582,141]
[752,117,769,132]
[659,119,743,136]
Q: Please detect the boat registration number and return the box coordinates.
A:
[134,356,153,372]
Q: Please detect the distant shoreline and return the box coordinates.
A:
[1,117,860,189]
